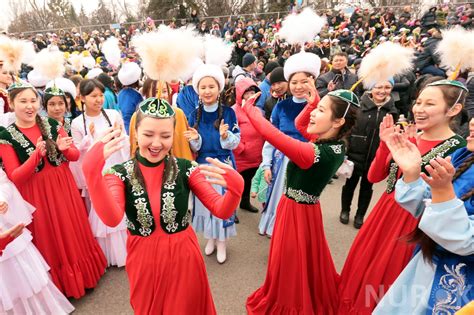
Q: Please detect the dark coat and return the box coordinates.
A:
[347,92,399,173]
[414,37,442,71]
[316,68,360,98]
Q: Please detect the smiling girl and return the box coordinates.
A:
[71,78,130,268]
[186,64,241,264]
[245,86,359,314]
[339,79,467,314]
[258,53,319,238]
[0,82,106,298]
[82,98,243,314]
[43,87,72,135]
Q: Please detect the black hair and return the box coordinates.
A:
[79,79,111,135]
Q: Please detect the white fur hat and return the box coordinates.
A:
[118,62,142,86]
[46,77,77,99]
[283,52,321,81]
[86,67,103,79]
[192,64,225,93]
[27,69,49,88]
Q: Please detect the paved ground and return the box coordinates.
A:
[72,177,386,314]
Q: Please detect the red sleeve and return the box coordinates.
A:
[242,99,315,169]
[0,235,14,255]
[295,95,320,142]
[367,141,392,183]
[189,168,244,220]
[58,127,80,162]
[0,144,42,187]
[82,142,125,227]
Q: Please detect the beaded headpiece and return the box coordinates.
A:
[139,97,175,118]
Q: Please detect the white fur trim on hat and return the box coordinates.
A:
[27,69,49,88]
[283,52,321,81]
[118,62,142,86]
[86,68,103,79]
[46,77,77,99]
[83,56,96,69]
[192,64,225,93]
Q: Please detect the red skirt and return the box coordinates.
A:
[126,226,216,315]
[246,196,340,315]
[20,163,107,299]
[338,192,418,314]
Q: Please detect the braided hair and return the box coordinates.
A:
[453,153,474,201]
[79,79,112,135]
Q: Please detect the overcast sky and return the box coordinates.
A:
[0,0,139,30]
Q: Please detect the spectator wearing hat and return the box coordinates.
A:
[264,67,288,120]
[232,52,258,83]
[256,61,279,110]
[117,62,143,134]
[316,52,360,98]
[414,28,444,77]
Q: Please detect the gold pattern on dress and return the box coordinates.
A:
[161,192,178,232]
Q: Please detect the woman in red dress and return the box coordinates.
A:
[82,97,244,314]
[0,83,107,299]
[338,80,468,314]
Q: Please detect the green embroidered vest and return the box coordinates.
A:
[0,117,67,172]
[106,155,198,237]
[385,134,466,193]
[285,141,345,204]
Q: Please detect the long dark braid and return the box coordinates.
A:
[163,153,178,184]
[35,115,57,156]
[132,150,146,188]
[193,99,203,130]
[409,152,474,264]
[82,108,113,135]
[101,108,113,127]
[213,98,224,130]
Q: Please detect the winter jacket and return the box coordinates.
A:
[232,78,265,172]
[414,37,442,71]
[316,68,360,98]
[347,92,399,173]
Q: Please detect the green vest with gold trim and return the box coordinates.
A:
[106,155,198,237]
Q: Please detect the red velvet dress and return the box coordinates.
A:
[338,136,466,314]
[82,142,244,315]
[0,124,107,299]
[243,101,342,314]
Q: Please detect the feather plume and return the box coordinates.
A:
[131,25,204,82]
[102,36,122,68]
[69,54,84,73]
[436,26,474,74]
[203,35,232,66]
[358,42,415,88]
[0,36,37,72]
[278,8,326,48]
[29,49,65,80]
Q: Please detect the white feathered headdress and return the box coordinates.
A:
[278,8,326,50]
[0,35,36,73]
[29,48,65,82]
[436,26,474,80]
[101,37,122,69]
[68,53,84,73]
[356,42,415,89]
[131,25,203,82]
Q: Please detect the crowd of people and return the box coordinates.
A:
[0,3,473,315]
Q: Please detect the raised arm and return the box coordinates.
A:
[242,96,315,170]
[82,140,126,227]
[0,143,43,187]
[295,93,319,142]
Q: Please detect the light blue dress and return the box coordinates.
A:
[374,174,474,314]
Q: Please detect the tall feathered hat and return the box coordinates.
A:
[192,34,233,93]
[0,35,36,91]
[353,41,415,90]
[101,36,122,70]
[29,48,66,97]
[277,8,326,80]
[132,25,203,87]
[435,26,474,81]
